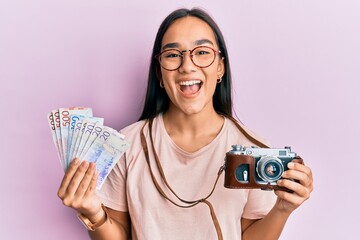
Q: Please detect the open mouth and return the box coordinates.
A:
[178,80,202,95]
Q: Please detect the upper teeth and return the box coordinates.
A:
[179,80,201,86]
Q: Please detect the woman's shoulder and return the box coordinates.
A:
[119,119,147,138]
[225,117,271,148]
[118,115,161,141]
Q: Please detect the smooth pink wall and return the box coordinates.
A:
[1,1,359,239]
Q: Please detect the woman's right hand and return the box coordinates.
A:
[57,159,102,220]
[58,159,131,239]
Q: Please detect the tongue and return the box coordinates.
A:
[180,84,200,95]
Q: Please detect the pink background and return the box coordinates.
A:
[1,0,359,239]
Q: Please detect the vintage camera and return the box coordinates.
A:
[224,145,303,192]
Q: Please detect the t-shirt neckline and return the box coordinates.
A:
[158,113,228,157]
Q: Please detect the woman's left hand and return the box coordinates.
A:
[274,161,314,214]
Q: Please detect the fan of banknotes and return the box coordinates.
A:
[47,107,129,189]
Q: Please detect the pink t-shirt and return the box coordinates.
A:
[97,114,276,240]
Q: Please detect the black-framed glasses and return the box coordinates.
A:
[155,46,221,71]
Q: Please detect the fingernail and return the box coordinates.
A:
[81,161,89,168]
[288,162,295,168]
[89,162,96,169]
[73,158,80,165]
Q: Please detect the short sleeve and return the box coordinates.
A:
[96,153,128,212]
[242,189,276,219]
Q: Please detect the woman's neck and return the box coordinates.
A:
[162,107,224,152]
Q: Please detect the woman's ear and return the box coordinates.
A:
[155,67,162,84]
[217,57,225,78]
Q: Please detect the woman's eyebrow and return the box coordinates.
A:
[194,39,214,46]
[162,42,179,50]
[161,39,214,50]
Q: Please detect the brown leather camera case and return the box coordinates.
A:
[224,154,304,192]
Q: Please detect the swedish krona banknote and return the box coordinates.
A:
[47,107,129,189]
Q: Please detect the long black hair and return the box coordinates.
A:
[139,8,233,120]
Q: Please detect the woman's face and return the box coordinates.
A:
[159,16,224,116]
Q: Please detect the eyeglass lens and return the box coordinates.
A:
[158,46,217,71]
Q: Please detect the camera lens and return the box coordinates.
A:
[256,156,284,182]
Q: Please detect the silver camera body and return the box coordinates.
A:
[226,145,297,187]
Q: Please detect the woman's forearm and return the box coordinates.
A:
[242,208,291,240]
[88,219,129,240]
[86,208,131,240]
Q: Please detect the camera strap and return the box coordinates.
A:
[225,115,270,148]
[140,116,268,240]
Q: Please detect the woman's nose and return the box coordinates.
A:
[179,52,197,73]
